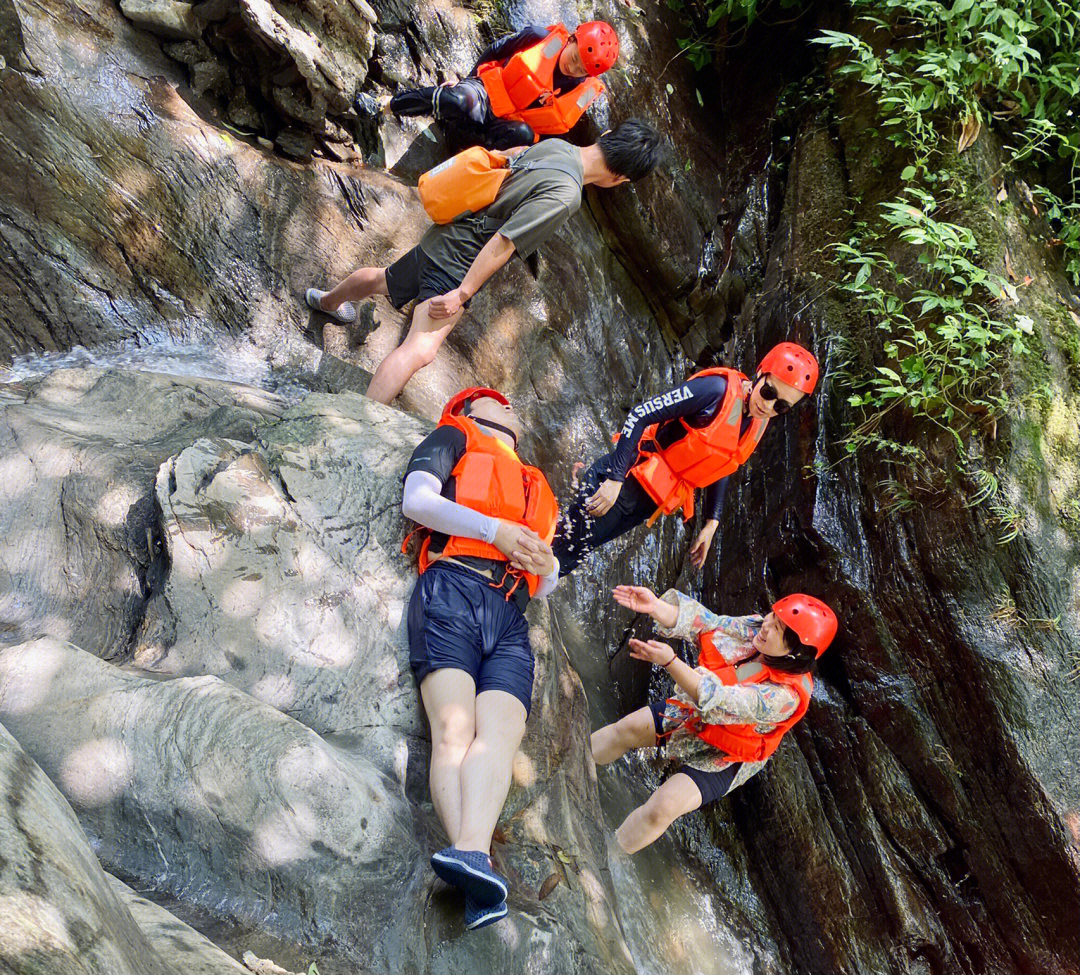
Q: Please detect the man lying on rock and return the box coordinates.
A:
[360,20,620,151]
[305,119,662,405]
[592,585,837,852]
[552,342,819,575]
[401,387,559,929]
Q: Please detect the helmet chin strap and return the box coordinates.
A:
[469,414,519,449]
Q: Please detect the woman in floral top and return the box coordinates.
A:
[591,585,837,853]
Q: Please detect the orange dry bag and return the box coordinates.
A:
[417,146,511,224]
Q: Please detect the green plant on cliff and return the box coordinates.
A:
[835,188,1030,449]
[814,0,1080,456]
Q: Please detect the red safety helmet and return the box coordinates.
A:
[772,594,838,658]
[441,387,510,419]
[574,21,619,76]
[758,342,819,395]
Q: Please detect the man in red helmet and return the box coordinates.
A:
[402,388,559,929]
[378,21,619,150]
[551,342,819,574]
[591,584,837,852]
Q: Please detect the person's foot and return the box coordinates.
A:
[305,288,357,324]
[465,895,507,930]
[430,847,507,907]
[354,91,387,119]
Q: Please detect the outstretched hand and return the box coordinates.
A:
[612,585,659,615]
[628,638,675,667]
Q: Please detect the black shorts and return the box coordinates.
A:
[408,561,534,715]
[649,701,739,806]
[385,244,467,310]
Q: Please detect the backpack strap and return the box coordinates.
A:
[509,154,584,189]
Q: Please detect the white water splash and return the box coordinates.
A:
[2,322,319,403]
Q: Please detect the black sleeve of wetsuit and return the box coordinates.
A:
[703,475,729,522]
[472,25,550,74]
[404,426,467,486]
[608,375,729,481]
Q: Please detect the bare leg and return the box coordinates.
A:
[615,772,703,854]
[454,689,527,853]
[591,706,657,765]
[320,266,389,312]
[420,669,477,845]
[365,298,463,404]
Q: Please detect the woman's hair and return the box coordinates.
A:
[765,627,818,675]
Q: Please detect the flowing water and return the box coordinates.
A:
[1,321,341,404]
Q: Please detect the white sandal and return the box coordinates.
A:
[306,288,357,324]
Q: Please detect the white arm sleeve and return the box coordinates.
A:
[402,471,500,543]
[532,557,560,599]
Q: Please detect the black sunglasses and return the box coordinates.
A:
[759,378,799,415]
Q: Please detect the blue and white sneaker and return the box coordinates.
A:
[430,847,508,906]
[465,895,507,930]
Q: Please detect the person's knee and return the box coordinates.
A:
[398,328,443,368]
[642,792,683,830]
[487,122,534,151]
[616,710,653,747]
[362,266,388,293]
[405,340,440,369]
[434,84,471,120]
[431,708,474,751]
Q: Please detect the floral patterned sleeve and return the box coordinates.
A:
[695,673,801,727]
[655,590,762,642]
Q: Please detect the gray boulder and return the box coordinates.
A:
[0,719,248,975]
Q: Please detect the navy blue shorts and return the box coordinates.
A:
[649,700,739,806]
[408,561,534,715]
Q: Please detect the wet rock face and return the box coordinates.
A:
[693,76,1080,975]
[0,638,422,960]
[0,0,744,379]
[0,368,280,655]
[0,721,248,975]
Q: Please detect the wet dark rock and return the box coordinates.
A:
[691,46,1080,975]
[274,126,316,159]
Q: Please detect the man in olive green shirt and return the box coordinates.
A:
[306,120,662,404]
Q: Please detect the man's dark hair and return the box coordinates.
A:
[766,627,818,675]
[599,119,663,182]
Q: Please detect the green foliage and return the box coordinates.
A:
[833,188,1030,448]
[815,1,1080,195]
[965,469,999,507]
[814,0,1080,467]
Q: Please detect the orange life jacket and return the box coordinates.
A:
[668,629,813,763]
[476,24,606,136]
[415,413,559,598]
[628,367,767,522]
